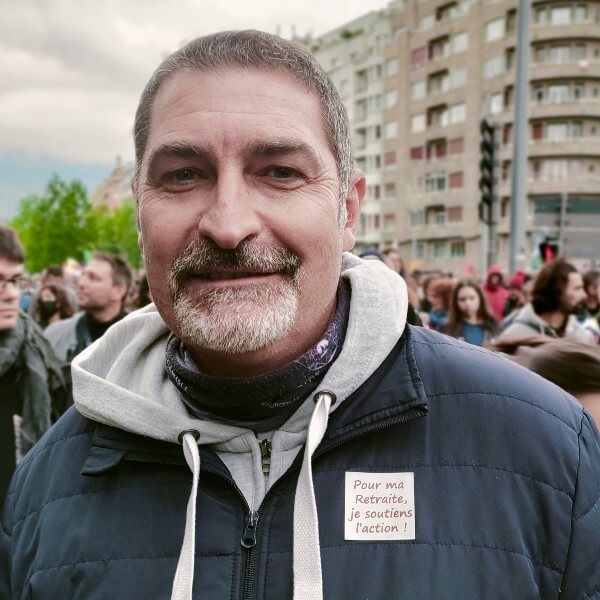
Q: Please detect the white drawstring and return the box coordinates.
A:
[293,391,334,600]
[171,431,201,600]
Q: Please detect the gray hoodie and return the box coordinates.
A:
[71,252,408,600]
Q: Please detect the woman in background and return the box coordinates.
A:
[34,284,76,330]
[444,279,498,346]
[426,277,454,331]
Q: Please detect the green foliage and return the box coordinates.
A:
[11,175,142,273]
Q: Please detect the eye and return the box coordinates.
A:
[172,168,197,182]
[271,166,298,179]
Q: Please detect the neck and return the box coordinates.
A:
[186,296,337,378]
[86,303,123,323]
[538,309,567,330]
[463,315,481,325]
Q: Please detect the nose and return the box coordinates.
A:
[197,170,262,249]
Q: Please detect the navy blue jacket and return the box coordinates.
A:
[2,327,600,599]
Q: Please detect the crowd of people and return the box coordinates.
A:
[2,223,600,503]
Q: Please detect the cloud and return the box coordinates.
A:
[0,0,386,165]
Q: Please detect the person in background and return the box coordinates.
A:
[582,270,599,319]
[498,258,594,344]
[525,339,600,426]
[0,226,66,504]
[28,264,78,318]
[502,270,527,319]
[443,279,498,347]
[34,284,77,330]
[381,247,419,308]
[426,277,454,331]
[45,252,132,362]
[482,265,509,323]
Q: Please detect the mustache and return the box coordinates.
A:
[169,238,300,294]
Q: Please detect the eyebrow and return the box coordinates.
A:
[145,138,322,176]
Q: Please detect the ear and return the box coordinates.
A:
[112,282,128,304]
[342,169,366,252]
[131,178,144,252]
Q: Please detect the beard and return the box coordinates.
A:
[169,238,300,354]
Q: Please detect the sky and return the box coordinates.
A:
[0,0,388,221]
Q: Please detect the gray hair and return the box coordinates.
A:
[133,30,353,200]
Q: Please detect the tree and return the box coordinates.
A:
[11,175,143,273]
[90,199,142,269]
[11,175,93,273]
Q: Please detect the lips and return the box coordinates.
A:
[195,271,275,281]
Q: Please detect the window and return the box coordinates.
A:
[450,68,466,89]
[384,214,396,230]
[548,84,569,103]
[534,86,544,103]
[412,80,427,100]
[419,14,435,31]
[384,151,397,166]
[447,206,463,223]
[433,241,447,258]
[449,103,466,124]
[573,83,584,100]
[411,46,428,67]
[574,43,586,60]
[547,122,568,141]
[534,46,546,63]
[429,36,450,60]
[574,4,588,22]
[449,137,464,154]
[384,122,398,139]
[483,55,504,79]
[536,6,548,25]
[452,32,468,54]
[385,58,399,76]
[572,122,583,138]
[410,211,425,227]
[424,172,447,192]
[411,114,426,133]
[449,172,464,188]
[550,45,570,64]
[542,159,568,180]
[450,240,466,257]
[415,242,425,259]
[437,2,458,22]
[434,210,446,225]
[428,139,447,159]
[410,146,424,160]
[551,6,572,25]
[490,92,503,115]
[384,183,396,198]
[385,90,398,108]
[485,17,505,42]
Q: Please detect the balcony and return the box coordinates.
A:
[500,137,600,160]
[531,23,600,43]
[498,174,600,196]
[530,61,600,81]
[528,98,600,119]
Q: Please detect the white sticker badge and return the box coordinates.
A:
[345,471,415,541]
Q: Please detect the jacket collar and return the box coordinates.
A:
[82,326,427,476]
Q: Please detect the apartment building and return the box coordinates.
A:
[303,8,394,247]
[308,0,600,273]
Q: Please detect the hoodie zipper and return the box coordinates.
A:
[123,406,426,600]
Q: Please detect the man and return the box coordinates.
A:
[582,269,599,320]
[0,226,65,503]
[44,252,132,361]
[499,258,596,343]
[2,31,599,600]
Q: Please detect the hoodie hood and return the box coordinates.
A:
[71,251,408,600]
[72,251,407,443]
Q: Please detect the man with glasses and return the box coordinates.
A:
[0,225,66,504]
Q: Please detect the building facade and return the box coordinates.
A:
[308,0,600,274]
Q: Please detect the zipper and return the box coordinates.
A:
[260,438,272,478]
[124,406,426,600]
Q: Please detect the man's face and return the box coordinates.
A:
[135,68,363,359]
[0,258,24,331]
[384,251,401,274]
[78,258,121,311]
[561,272,587,313]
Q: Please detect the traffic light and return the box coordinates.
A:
[478,118,497,225]
[538,238,560,263]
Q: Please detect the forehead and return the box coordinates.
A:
[0,258,23,278]
[144,67,332,167]
[567,272,583,286]
[84,259,112,279]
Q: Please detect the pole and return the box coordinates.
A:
[559,191,567,253]
[509,0,531,273]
